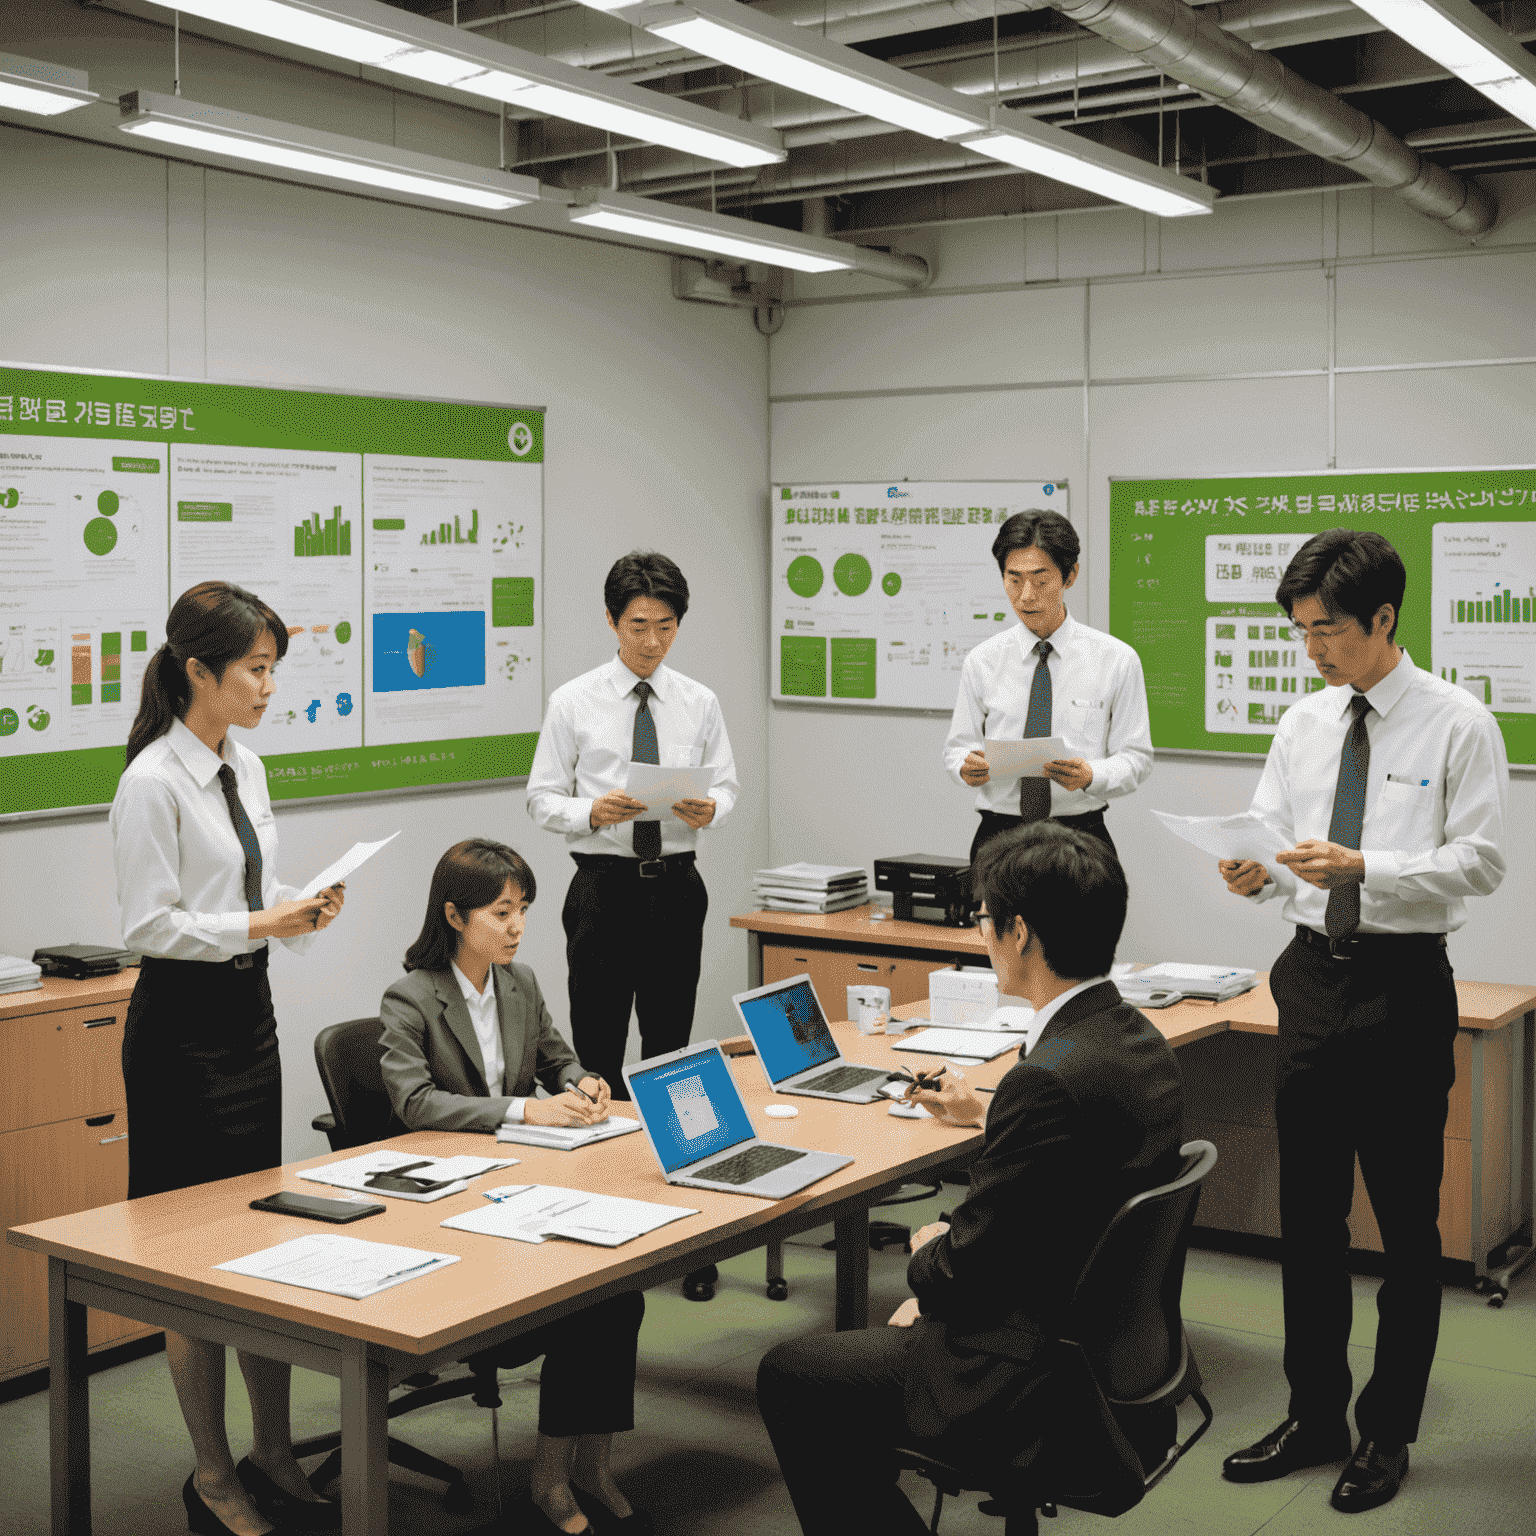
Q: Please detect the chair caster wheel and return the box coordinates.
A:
[682,1264,717,1301]
[766,1278,789,1301]
[442,1481,474,1514]
[1488,1287,1508,1308]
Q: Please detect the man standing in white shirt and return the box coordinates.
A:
[1217,529,1508,1514]
[527,551,739,1098]
[944,509,1153,864]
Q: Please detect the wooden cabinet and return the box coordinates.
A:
[761,940,953,1012]
[0,973,156,1383]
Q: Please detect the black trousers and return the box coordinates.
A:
[491,1291,644,1438]
[1270,931,1459,1444]
[562,856,708,1099]
[969,808,1115,867]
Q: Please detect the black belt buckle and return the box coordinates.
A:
[1328,935,1357,962]
[232,952,255,970]
[637,859,666,879]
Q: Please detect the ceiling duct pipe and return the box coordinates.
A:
[1027,0,1497,235]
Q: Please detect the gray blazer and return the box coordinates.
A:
[379,963,590,1132]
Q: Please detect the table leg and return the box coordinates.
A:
[833,1210,869,1331]
[747,931,763,990]
[1471,1029,1486,1283]
[339,1341,389,1536]
[48,1257,90,1536]
[1483,1009,1536,1306]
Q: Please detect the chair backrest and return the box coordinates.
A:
[312,1017,408,1150]
[1066,1140,1218,1404]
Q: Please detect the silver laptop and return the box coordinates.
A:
[732,973,895,1103]
[623,1040,853,1199]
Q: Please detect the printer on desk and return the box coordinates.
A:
[874,853,973,927]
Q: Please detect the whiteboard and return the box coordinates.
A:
[770,480,1070,710]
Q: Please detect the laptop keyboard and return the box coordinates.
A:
[697,1144,807,1186]
[796,1065,888,1095]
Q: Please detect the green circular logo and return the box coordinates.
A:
[786,555,824,598]
[98,490,120,516]
[882,571,902,597]
[1,488,17,509]
[335,620,352,644]
[833,553,873,597]
[27,705,50,732]
[84,517,118,556]
[508,421,535,457]
[0,708,17,736]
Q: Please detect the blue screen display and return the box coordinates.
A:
[630,1048,756,1174]
[738,980,837,1084]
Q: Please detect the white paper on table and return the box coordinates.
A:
[299,831,402,899]
[982,738,1069,778]
[215,1234,459,1299]
[441,1184,699,1247]
[298,1149,518,1202]
[1150,810,1295,885]
[622,763,714,821]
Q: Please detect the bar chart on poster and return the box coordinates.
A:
[1107,469,1536,766]
[0,362,544,818]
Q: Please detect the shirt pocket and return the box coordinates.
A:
[1372,778,1437,850]
[1063,699,1108,754]
[661,744,706,768]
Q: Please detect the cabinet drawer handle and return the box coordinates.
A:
[99,1133,129,1145]
[84,1016,118,1029]
[856,962,880,972]
[86,1113,116,1127]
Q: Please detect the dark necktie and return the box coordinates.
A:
[1018,640,1054,823]
[217,763,265,912]
[631,681,661,862]
[1324,693,1372,938]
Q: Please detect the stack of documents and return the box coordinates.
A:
[216,1234,460,1299]
[753,862,869,913]
[1129,963,1258,1002]
[299,1150,519,1202]
[442,1185,699,1247]
[497,1115,643,1151]
[891,1026,1028,1062]
[0,954,43,995]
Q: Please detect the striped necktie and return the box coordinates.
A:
[1018,640,1054,823]
[1324,693,1372,938]
[632,681,662,862]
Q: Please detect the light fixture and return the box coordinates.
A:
[1347,0,1536,128]
[634,0,989,142]
[0,53,100,115]
[119,92,540,211]
[569,191,857,272]
[134,0,785,168]
[956,107,1217,218]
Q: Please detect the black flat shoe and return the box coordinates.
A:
[183,1473,284,1536]
[1221,1418,1353,1484]
[573,1486,654,1535]
[236,1458,338,1529]
[1331,1440,1408,1513]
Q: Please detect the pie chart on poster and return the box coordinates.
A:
[84,518,118,556]
[834,553,872,597]
[882,572,902,596]
[786,555,824,598]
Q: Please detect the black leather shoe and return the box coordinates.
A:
[1221,1418,1353,1483]
[183,1473,286,1536]
[236,1458,338,1529]
[573,1486,655,1535]
[1331,1440,1408,1513]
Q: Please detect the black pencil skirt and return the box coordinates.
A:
[122,951,282,1200]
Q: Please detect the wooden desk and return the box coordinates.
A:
[9,1025,1015,1536]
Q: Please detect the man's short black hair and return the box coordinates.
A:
[973,822,1127,981]
[990,509,1080,581]
[604,550,690,624]
[1274,528,1406,641]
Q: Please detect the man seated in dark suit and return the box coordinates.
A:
[756,822,1185,1536]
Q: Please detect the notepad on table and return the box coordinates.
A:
[890,1027,1026,1062]
[441,1184,699,1247]
[215,1234,459,1299]
[496,1115,643,1151]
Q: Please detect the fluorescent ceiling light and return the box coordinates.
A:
[569,191,857,272]
[636,0,988,141]
[957,108,1216,218]
[135,0,784,168]
[1348,0,1536,129]
[0,53,100,115]
[119,91,540,211]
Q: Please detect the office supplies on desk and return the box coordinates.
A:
[891,1027,1024,1063]
[874,854,972,925]
[0,954,43,994]
[1130,962,1257,1002]
[298,1150,518,1202]
[441,1184,699,1247]
[734,973,894,1102]
[215,1234,459,1299]
[625,1040,853,1198]
[31,943,135,979]
[846,983,891,1034]
[754,862,869,913]
[496,1115,642,1150]
[298,830,401,899]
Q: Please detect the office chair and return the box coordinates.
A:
[896,1139,1219,1536]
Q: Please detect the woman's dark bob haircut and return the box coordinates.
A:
[404,839,538,973]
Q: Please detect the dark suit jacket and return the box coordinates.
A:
[903,980,1185,1449]
[379,963,590,1132]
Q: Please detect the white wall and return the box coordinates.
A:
[0,115,770,1159]
[768,183,1536,987]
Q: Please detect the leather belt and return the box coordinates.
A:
[1295,925,1447,963]
[573,851,697,881]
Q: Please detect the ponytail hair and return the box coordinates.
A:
[126,581,289,768]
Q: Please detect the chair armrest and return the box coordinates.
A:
[312,1111,336,1134]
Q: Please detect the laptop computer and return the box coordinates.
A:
[732,973,896,1103]
[623,1040,853,1199]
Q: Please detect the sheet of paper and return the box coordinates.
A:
[1150,810,1295,884]
[622,762,714,820]
[215,1234,460,1299]
[441,1184,699,1246]
[982,737,1069,778]
[299,831,402,898]
[297,1149,517,1202]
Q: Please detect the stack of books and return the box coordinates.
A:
[753,862,869,914]
[1126,962,1258,1002]
[0,954,44,996]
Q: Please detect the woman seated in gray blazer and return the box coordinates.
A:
[380,838,648,1536]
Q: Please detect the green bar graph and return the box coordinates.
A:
[420,508,480,547]
[293,505,351,557]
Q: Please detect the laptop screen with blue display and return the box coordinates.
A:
[737,978,838,1085]
[628,1046,757,1174]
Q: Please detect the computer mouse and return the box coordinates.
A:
[887,1101,932,1120]
[763,1104,798,1119]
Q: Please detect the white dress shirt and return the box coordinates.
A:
[109,717,315,962]
[1247,651,1508,934]
[450,961,526,1123]
[944,614,1154,817]
[526,655,740,858]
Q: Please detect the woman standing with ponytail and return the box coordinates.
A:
[110,581,344,1536]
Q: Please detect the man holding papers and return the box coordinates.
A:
[527,551,739,1096]
[1217,529,1509,1515]
[944,510,1152,862]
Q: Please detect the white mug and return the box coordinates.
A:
[847,984,891,1035]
